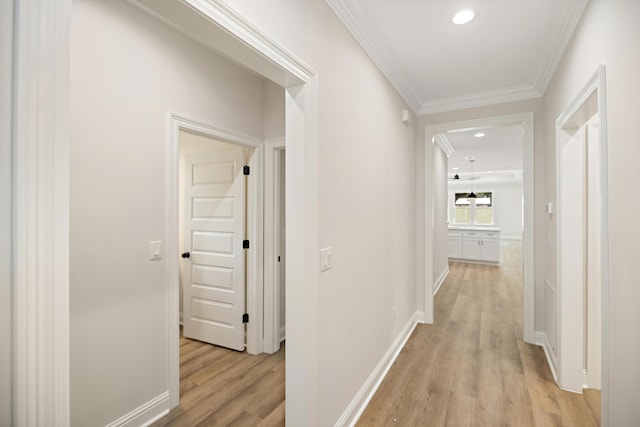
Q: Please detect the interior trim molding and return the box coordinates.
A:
[105,392,169,427]
[537,331,560,386]
[327,0,587,116]
[532,0,589,95]
[264,137,286,354]
[416,311,426,324]
[335,313,418,427]
[418,85,542,116]
[326,0,421,111]
[433,266,450,296]
[433,134,454,157]
[184,0,315,83]
[13,1,71,425]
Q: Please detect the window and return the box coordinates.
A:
[453,192,493,225]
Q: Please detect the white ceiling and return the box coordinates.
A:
[327,0,588,114]
[443,123,523,180]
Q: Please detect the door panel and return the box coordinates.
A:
[183,149,245,351]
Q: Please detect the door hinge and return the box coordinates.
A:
[243,313,249,323]
[243,240,250,249]
[278,256,281,262]
[243,165,250,175]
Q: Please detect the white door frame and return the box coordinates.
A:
[168,114,264,404]
[555,66,609,421]
[11,0,71,425]
[18,1,320,425]
[422,112,535,345]
[264,138,286,354]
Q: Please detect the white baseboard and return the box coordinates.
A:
[536,331,559,385]
[279,325,286,343]
[335,313,418,427]
[416,310,425,324]
[433,266,450,296]
[179,311,183,326]
[106,391,170,427]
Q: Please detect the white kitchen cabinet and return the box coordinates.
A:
[448,230,462,258]
[448,227,500,264]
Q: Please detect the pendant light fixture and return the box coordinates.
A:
[468,158,477,198]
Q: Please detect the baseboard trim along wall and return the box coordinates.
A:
[536,331,559,385]
[433,266,450,296]
[335,313,418,426]
[106,391,169,427]
[416,311,425,324]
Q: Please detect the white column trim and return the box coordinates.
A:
[13,0,71,425]
[264,137,286,354]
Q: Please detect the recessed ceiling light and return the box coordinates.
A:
[474,132,485,138]
[453,9,476,25]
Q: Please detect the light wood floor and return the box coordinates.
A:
[154,242,600,426]
[358,241,601,426]
[151,335,285,427]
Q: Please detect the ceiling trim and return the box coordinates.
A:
[418,84,542,116]
[532,0,589,94]
[433,134,454,157]
[328,0,589,117]
[326,0,421,112]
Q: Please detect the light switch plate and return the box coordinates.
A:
[320,247,333,272]
[150,241,162,260]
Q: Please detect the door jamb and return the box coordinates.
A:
[264,138,286,354]
[554,65,609,423]
[168,113,264,405]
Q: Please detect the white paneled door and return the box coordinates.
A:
[183,149,246,351]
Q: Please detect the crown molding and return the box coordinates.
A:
[328,0,586,117]
[129,0,315,86]
[433,134,454,157]
[418,84,542,116]
[326,0,421,112]
[532,0,589,95]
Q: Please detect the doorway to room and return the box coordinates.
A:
[422,113,535,344]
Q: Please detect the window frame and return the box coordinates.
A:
[450,191,495,226]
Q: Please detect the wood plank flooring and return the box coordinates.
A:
[151,335,285,427]
[357,241,601,426]
[154,241,600,426]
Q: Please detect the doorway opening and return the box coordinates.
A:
[554,66,608,417]
[422,112,535,345]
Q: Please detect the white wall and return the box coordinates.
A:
[263,80,285,140]
[70,0,265,425]
[209,1,417,424]
[0,0,13,422]
[433,145,449,286]
[416,98,545,329]
[542,0,640,423]
[448,181,524,240]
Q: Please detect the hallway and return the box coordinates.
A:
[358,242,600,426]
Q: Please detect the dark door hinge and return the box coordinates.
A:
[243,165,250,175]
[243,240,250,249]
[242,313,249,323]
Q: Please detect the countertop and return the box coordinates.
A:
[448,225,501,232]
